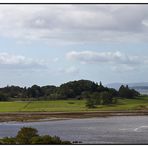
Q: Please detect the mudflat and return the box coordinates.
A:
[0,111,148,122]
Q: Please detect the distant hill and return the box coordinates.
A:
[106,82,148,94]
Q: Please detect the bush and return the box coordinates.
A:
[0,93,9,101]
[16,127,38,144]
[85,91,118,108]
[91,92,101,105]
[31,135,61,144]
[1,137,16,144]
[31,135,71,144]
[86,98,96,108]
[100,91,113,105]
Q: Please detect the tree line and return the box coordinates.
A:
[0,80,140,103]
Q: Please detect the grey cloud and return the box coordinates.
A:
[0,5,148,43]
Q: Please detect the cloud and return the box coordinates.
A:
[58,66,79,75]
[66,50,148,72]
[66,51,140,65]
[0,5,148,43]
[0,52,47,70]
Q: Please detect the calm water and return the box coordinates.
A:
[0,116,148,144]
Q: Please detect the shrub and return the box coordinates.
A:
[31,135,71,144]
[16,127,38,144]
[100,91,113,105]
[1,137,16,144]
[86,98,96,108]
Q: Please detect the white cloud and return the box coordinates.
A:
[66,51,140,65]
[66,50,148,72]
[0,52,47,70]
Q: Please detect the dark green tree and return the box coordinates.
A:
[100,91,113,105]
[27,85,43,98]
[91,92,101,105]
[118,85,139,98]
[16,127,38,144]
[0,93,9,101]
[86,98,96,108]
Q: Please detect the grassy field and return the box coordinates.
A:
[0,96,148,112]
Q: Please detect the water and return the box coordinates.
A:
[0,116,148,144]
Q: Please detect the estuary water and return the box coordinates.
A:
[0,116,148,144]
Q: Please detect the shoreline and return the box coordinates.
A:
[0,110,148,122]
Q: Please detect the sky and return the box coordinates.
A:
[0,4,148,87]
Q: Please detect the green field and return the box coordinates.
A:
[0,96,148,112]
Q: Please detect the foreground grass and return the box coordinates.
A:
[0,96,148,112]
